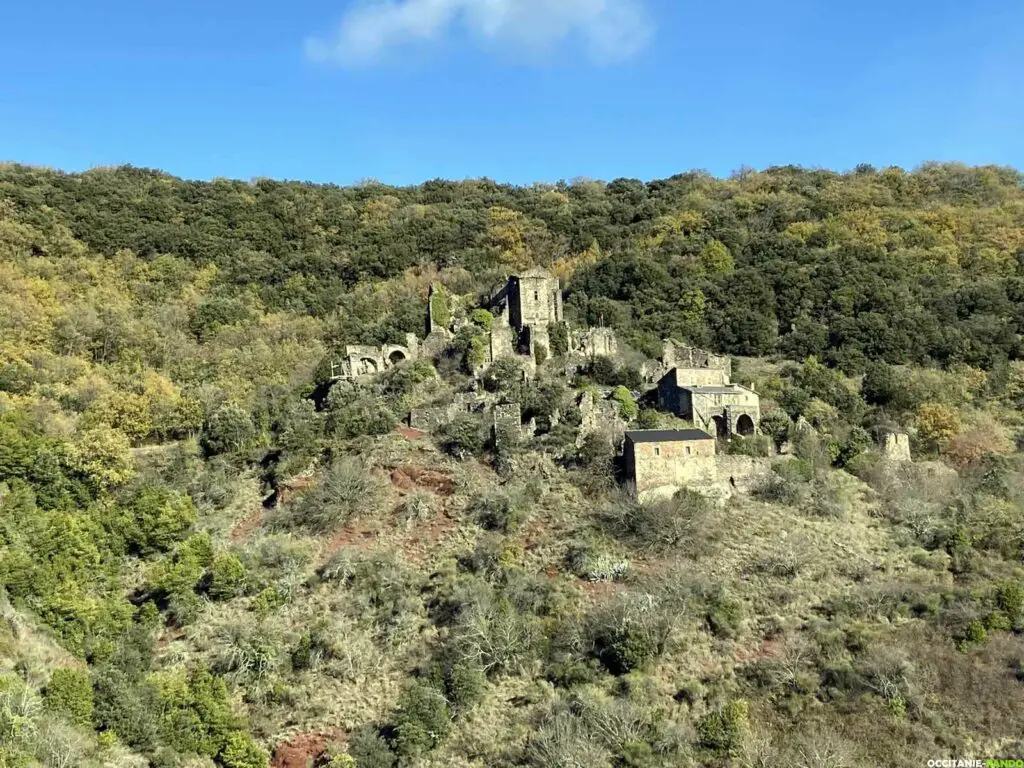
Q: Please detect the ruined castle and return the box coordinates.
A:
[331,268,770,501]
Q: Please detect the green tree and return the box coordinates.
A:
[43,668,94,727]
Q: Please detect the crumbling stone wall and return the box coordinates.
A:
[572,327,619,360]
[883,432,912,462]
[492,403,522,450]
[630,453,772,503]
[663,341,731,378]
[577,391,628,449]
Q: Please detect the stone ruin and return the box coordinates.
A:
[330,333,420,381]
[326,271,778,502]
[883,432,912,462]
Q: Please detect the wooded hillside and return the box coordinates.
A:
[1,162,1024,767]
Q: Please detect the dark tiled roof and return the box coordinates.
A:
[625,429,714,443]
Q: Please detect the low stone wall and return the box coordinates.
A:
[636,455,773,503]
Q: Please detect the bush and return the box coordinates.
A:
[43,668,94,727]
[481,358,523,394]
[549,322,570,358]
[725,434,771,457]
[208,551,247,600]
[698,700,749,755]
[706,593,744,638]
[636,408,660,429]
[534,343,549,366]
[605,490,712,555]
[590,594,674,674]
[565,543,630,582]
[220,730,269,768]
[347,726,396,768]
[326,389,397,439]
[436,414,486,459]
[442,660,487,715]
[120,485,198,556]
[201,403,257,457]
[469,491,527,533]
[392,681,452,758]
[611,386,638,421]
[281,458,375,533]
[470,308,494,330]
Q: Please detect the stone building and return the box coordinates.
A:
[507,267,563,331]
[623,428,773,502]
[624,429,716,499]
[331,334,420,381]
[571,327,618,360]
[656,348,760,438]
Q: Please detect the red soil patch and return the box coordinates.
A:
[387,465,455,497]
[271,730,344,768]
[154,627,186,650]
[325,521,378,556]
[395,425,426,441]
[397,510,457,563]
[230,506,264,542]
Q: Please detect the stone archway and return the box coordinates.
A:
[712,415,729,438]
[388,349,408,366]
[358,357,379,375]
[735,414,755,436]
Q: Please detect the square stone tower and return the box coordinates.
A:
[508,267,563,331]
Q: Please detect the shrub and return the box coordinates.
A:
[121,485,198,556]
[636,408,660,429]
[916,402,961,453]
[590,594,674,674]
[725,434,771,457]
[43,668,94,727]
[282,459,375,533]
[565,543,630,582]
[611,386,638,421]
[759,410,792,451]
[436,414,486,459]
[326,389,397,439]
[470,491,527,533]
[481,358,523,394]
[549,322,570,358]
[220,730,269,768]
[996,581,1024,627]
[706,593,744,638]
[605,490,712,555]
[698,700,749,755]
[201,403,257,457]
[470,308,494,330]
[208,551,247,600]
[347,726,395,768]
[534,342,549,366]
[442,660,487,715]
[391,682,452,758]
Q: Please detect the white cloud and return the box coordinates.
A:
[305,0,653,67]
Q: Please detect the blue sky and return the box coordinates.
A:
[0,0,1021,185]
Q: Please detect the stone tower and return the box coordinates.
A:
[508,267,563,332]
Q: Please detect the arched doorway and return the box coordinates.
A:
[736,414,755,436]
[388,349,408,366]
[358,358,379,375]
[712,415,728,438]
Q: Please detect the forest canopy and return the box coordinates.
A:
[1,161,1022,371]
